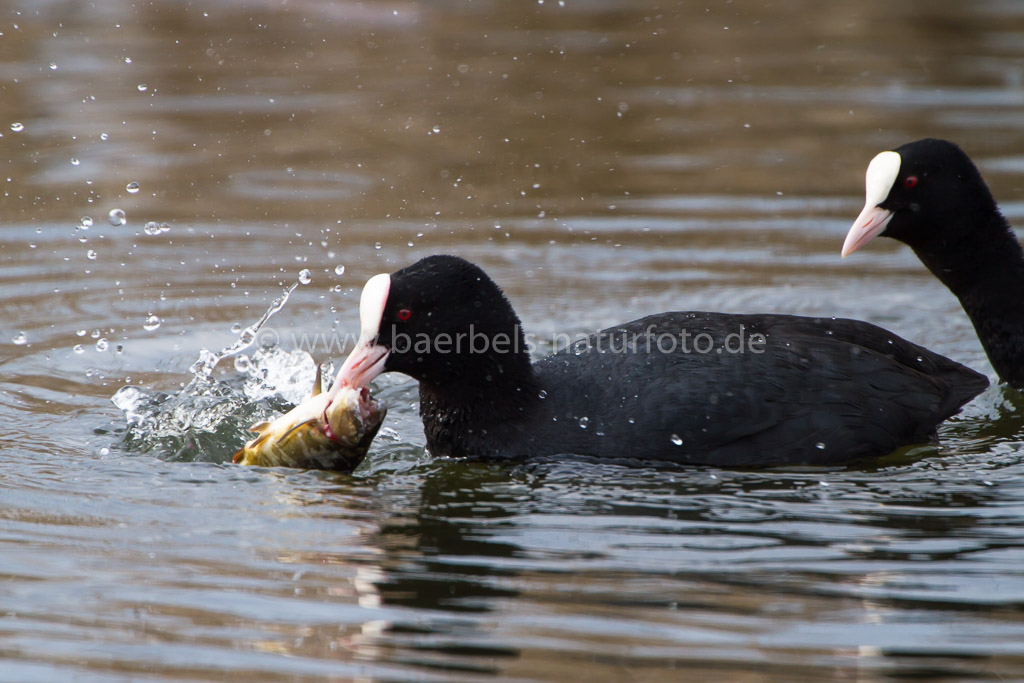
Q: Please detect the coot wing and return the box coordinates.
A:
[530,313,987,466]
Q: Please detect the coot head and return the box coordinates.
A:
[333,255,532,391]
[842,138,1003,260]
[842,138,1024,390]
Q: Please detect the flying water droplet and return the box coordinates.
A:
[80,216,93,229]
[137,83,148,92]
[578,416,589,429]
[95,338,109,352]
[72,344,85,354]
[378,426,401,443]
[189,282,298,377]
[12,331,27,345]
[298,268,312,285]
[70,158,80,166]
[76,328,87,337]
[126,181,140,194]
[99,133,109,141]
[670,434,684,446]
[49,62,57,70]
[815,442,826,450]
[143,221,161,235]
[538,389,547,399]
[334,264,345,276]
[230,322,242,334]
[143,315,161,331]
[86,249,97,260]
[108,208,126,226]
[10,122,24,132]
[99,447,111,456]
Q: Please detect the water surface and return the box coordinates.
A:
[4,1,1024,680]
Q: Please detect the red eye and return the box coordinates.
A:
[398,308,412,321]
[904,176,918,188]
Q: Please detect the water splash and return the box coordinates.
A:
[241,345,327,406]
[111,377,274,462]
[111,344,326,462]
[188,281,298,377]
[112,280,312,461]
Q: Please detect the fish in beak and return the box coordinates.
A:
[233,365,385,471]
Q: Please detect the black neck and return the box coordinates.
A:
[417,358,541,459]
[913,215,1024,389]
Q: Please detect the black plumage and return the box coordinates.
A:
[345,255,987,466]
[845,138,1024,390]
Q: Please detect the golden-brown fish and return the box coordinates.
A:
[233,367,385,471]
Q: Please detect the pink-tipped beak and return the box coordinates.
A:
[328,271,392,398]
[333,338,389,392]
[841,204,893,258]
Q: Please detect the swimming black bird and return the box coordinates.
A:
[843,138,1024,390]
[332,255,986,466]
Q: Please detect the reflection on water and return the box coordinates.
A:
[4,0,1024,680]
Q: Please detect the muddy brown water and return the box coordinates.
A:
[4,1,1024,681]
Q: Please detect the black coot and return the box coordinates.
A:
[333,255,986,466]
[843,137,1024,390]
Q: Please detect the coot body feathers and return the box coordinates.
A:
[520,312,984,466]
[334,255,987,467]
